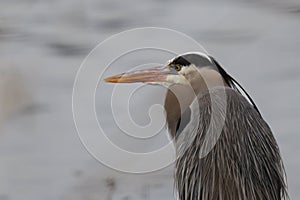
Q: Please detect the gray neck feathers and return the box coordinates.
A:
[172,88,288,200]
[164,67,226,138]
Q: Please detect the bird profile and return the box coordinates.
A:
[104,52,289,200]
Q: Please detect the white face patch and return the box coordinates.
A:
[159,52,215,86]
[178,65,194,76]
[165,64,224,88]
[166,74,189,85]
[165,65,192,85]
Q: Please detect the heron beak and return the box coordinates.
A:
[104,66,171,83]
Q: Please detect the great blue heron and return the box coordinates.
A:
[104,52,288,200]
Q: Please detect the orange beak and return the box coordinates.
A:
[104,66,171,83]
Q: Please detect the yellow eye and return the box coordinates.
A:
[175,65,181,71]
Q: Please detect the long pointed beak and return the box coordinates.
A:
[104,66,171,83]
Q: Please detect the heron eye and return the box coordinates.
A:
[175,65,181,71]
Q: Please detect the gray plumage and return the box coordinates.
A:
[171,87,288,200]
[104,52,289,200]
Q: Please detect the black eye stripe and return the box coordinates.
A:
[170,54,212,67]
[171,56,190,66]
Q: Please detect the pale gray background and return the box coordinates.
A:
[0,0,299,199]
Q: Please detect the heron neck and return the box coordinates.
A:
[164,68,228,138]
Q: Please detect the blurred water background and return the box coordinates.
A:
[0,0,300,199]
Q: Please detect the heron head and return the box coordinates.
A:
[104,52,225,89]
